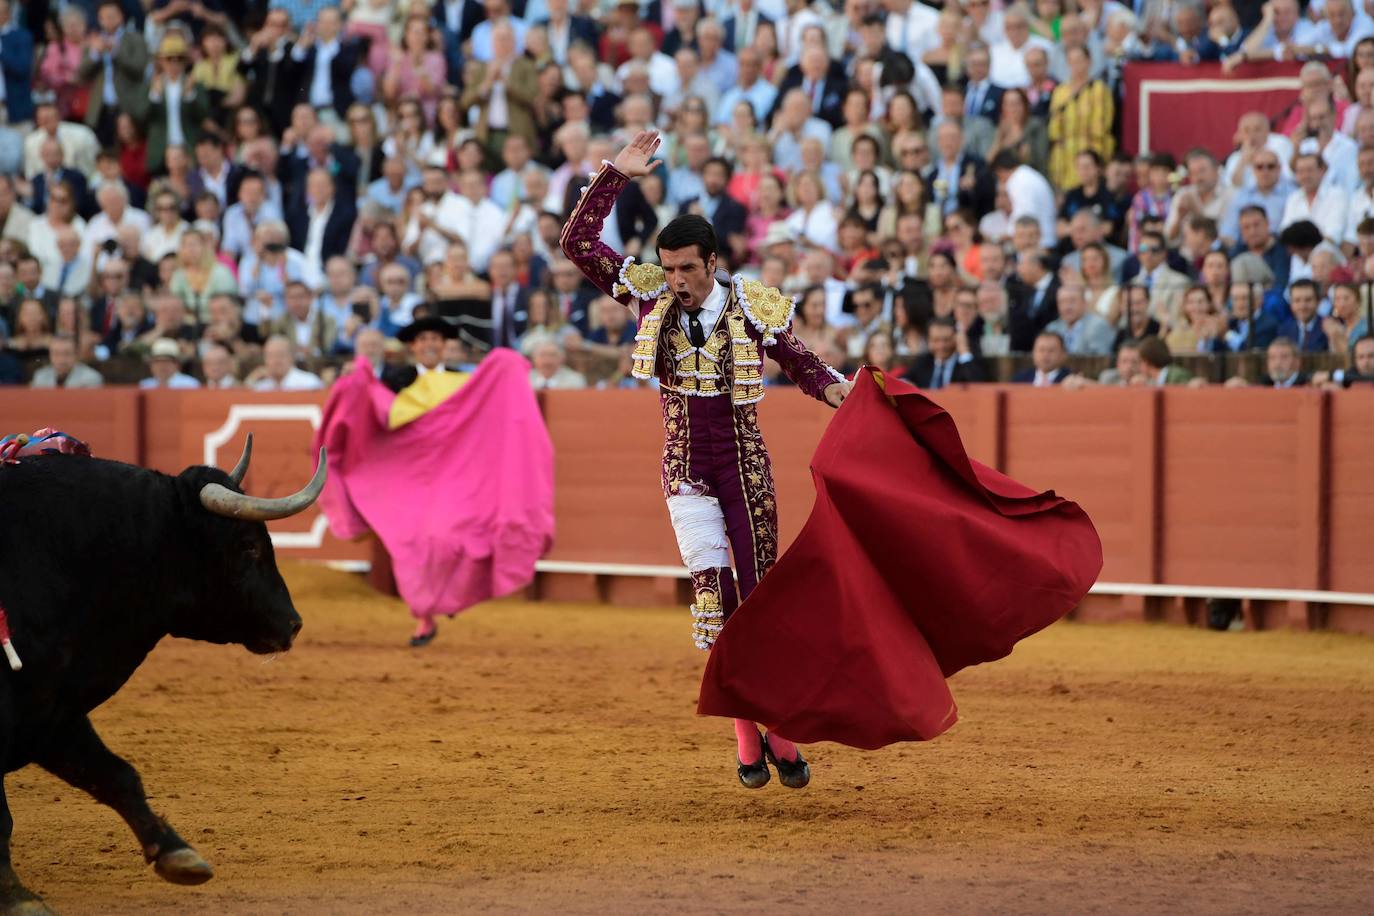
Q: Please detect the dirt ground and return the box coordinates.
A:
[10,563,1373,915]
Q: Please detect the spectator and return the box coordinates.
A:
[527,339,586,389]
[1314,335,1374,387]
[30,333,102,388]
[78,0,149,145]
[47,226,90,299]
[988,87,1050,179]
[221,172,282,263]
[252,334,324,391]
[169,228,237,322]
[460,20,537,170]
[139,337,201,389]
[135,32,210,176]
[1278,279,1331,352]
[1046,46,1113,191]
[1136,335,1195,385]
[1047,283,1115,355]
[784,171,838,252]
[1165,285,1224,354]
[1220,149,1292,246]
[714,47,776,126]
[1011,330,1071,384]
[82,183,151,264]
[972,282,1013,356]
[1164,148,1233,244]
[1222,111,1294,191]
[992,150,1056,243]
[1099,338,1146,386]
[1134,229,1192,325]
[375,262,422,337]
[1281,153,1347,248]
[288,168,357,276]
[0,0,33,128]
[200,343,239,388]
[1009,249,1059,351]
[1127,153,1174,253]
[38,8,88,124]
[911,316,988,388]
[199,293,262,360]
[1222,277,1279,352]
[50,296,94,363]
[1227,337,1309,388]
[0,173,30,244]
[271,280,337,358]
[239,221,311,325]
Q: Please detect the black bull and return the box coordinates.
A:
[0,436,323,913]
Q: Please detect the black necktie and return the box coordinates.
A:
[686,309,706,347]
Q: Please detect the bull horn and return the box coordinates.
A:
[199,448,327,522]
[227,434,253,485]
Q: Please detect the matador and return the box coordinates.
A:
[560,130,852,789]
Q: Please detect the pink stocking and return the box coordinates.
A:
[733,718,763,764]
[766,732,800,763]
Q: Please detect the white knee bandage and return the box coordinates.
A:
[666,494,730,571]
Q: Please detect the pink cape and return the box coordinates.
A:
[313,350,555,618]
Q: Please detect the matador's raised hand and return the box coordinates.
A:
[612,129,661,179]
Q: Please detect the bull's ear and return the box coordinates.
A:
[226,433,253,486]
[200,448,326,521]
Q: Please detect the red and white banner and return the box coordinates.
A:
[1122,61,1314,161]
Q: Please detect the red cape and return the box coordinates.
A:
[698,369,1103,749]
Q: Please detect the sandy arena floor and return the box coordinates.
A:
[9,563,1373,915]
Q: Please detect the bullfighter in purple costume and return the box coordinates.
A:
[561,130,852,789]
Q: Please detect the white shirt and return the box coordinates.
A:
[143,221,188,263]
[307,39,340,109]
[885,2,941,60]
[1318,131,1360,193]
[989,37,1055,89]
[1005,165,1057,243]
[253,367,324,391]
[1344,185,1374,245]
[165,79,185,149]
[1280,185,1347,244]
[1222,135,1295,189]
[305,201,333,270]
[784,202,839,252]
[616,52,680,98]
[82,207,151,264]
[679,276,726,340]
[450,195,505,272]
[779,8,824,67]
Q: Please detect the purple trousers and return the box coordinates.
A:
[660,391,778,648]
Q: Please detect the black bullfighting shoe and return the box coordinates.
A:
[409,621,438,647]
[763,736,811,789]
[738,729,771,789]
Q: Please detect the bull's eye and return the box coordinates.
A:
[245,543,262,561]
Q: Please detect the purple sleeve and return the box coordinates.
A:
[769,328,845,404]
[559,162,635,308]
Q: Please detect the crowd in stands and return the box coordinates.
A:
[1,0,1373,394]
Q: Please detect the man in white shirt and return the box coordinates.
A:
[22,101,99,179]
[989,5,1055,88]
[290,6,349,134]
[46,226,90,297]
[1303,98,1360,193]
[883,0,940,60]
[448,169,505,273]
[778,0,825,68]
[1307,0,1373,58]
[992,151,1056,243]
[1281,153,1347,245]
[81,182,150,264]
[140,337,202,389]
[469,0,528,63]
[616,25,680,98]
[252,335,324,391]
[1223,111,1295,190]
[527,339,587,390]
[192,135,233,208]
[1342,146,1374,248]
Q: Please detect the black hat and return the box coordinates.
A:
[396,316,458,342]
